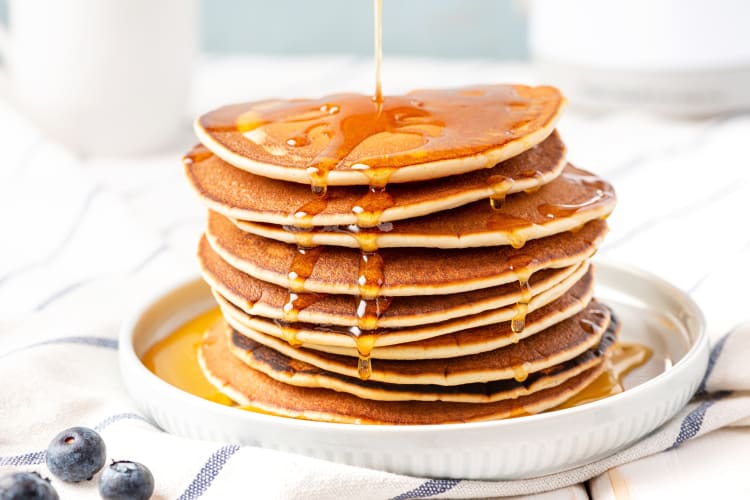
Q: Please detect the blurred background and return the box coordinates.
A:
[1,0,528,59]
[1,0,749,155]
[201,0,528,59]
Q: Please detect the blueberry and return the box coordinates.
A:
[0,471,58,500]
[45,426,106,482]
[98,461,154,500]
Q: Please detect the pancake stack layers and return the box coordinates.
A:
[184,85,618,424]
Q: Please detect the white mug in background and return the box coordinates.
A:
[529,0,750,116]
[0,0,197,155]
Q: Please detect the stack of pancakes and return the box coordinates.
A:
[184,84,618,424]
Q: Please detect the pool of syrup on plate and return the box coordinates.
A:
[142,309,652,420]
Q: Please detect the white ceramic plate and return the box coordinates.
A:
[119,261,708,480]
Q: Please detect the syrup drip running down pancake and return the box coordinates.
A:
[205,212,607,296]
[231,164,615,249]
[183,131,566,227]
[195,85,566,189]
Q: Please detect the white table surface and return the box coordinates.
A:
[2,56,750,499]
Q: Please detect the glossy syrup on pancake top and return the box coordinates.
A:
[198,85,562,194]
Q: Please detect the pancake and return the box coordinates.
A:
[232,164,615,248]
[206,212,608,296]
[228,311,616,402]
[217,266,595,349]
[194,85,566,186]
[183,131,566,227]
[198,319,607,424]
[199,234,588,328]
[226,271,595,360]
[228,300,612,389]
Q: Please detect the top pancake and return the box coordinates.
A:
[194,85,565,186]
[183,131,566,227]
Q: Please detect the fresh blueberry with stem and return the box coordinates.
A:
[45,426,106,482]
[0,471,59,500]
[98,460,154,500]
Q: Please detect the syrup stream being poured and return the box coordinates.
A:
[348,0,389,380]
[272,0,392,380]
[374,0,383,104]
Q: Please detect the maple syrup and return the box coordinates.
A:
[537,169,613,219]
[282,292,324,323]
[512,362,533,383]
[486,173,513,211]
[275,320,303,347]
[348,226,381,252]
[351,186,395,228]
[287,246,322,292]
[348,249,390,378]
[293,196,329,229]
[507,257,536,334]
[279,245,324,348]
[489,193,507,211]
[555,343,653,410]
[268,0,392,377]
[142,309,232,405]
[183,143,213,165]
[144,310,653,417]
[373,0,383,104]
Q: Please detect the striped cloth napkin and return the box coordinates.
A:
[1,312,748,499]
[3,57,750,499]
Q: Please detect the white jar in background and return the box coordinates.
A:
[528,0,750,116]
[0,0,197,155]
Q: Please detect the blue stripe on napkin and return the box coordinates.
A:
[696,329,734,396]
[670,400,717,449]
[390,478,461,500]
[176,444,240,500]
[0,451,47,467]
